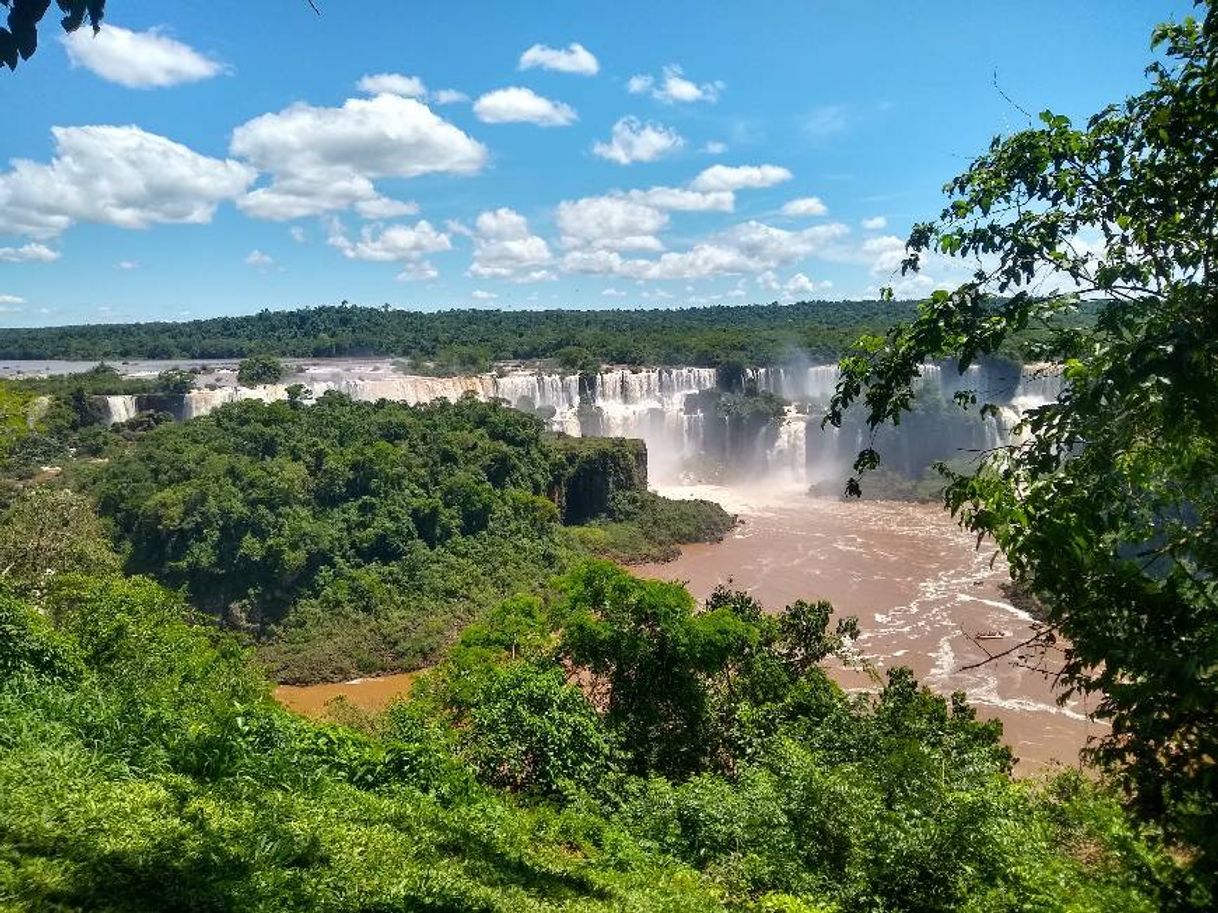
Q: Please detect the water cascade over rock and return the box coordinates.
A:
[93,360,1062,487]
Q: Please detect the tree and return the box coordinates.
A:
[0,487,122,596]
[155,368,196,395]
[559,561,758,777]
[826,3,1218,893]
[0,1,103,72]
[236,354,286,387]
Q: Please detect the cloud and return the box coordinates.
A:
[601,288,626,297]
[561,219,848,281]
[781,196,828,217]
[592,117,684,165]
[862,215,887,230]
[62,25,224,88]
[357,73,427,97]
[473,87,577,126]
[289,226,306,243]
[397,261,438,282]
[755,270,833,298]
[115,260,139,270]
[471,289,498,300]
[231,94,486,220]
[0,294,25,305]
[519,42,599,76]
[627,186,734,212]
[468,207,555,282]
[724,220,847,264]
[863,234,907,274]
[0,125,255,237]
[690,164,792,192]
[432,89,469,105]
[556,195,668,252]
[354,196,419,219]
[0,242,61,262]
[783,272,831,296]
[327,219,451,264]
[703,140,727,155]
[245,249,274,267]
[628,65,723,104]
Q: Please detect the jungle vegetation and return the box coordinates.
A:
[829,0,1218,897]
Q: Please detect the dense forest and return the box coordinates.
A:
[1,389,733,681]
[0,300,922,366]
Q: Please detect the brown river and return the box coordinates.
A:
[637,483,1101,771]
[277,483,1100,771]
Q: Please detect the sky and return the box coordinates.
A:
[0,0,1194,327]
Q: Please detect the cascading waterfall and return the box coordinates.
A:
[91,360,1064,486]
[100,395,139,424]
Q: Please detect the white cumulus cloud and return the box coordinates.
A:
[354,197,419,219]
[327,219,451,263]
[781,197,828,217]
[592,117,684,165]
[863,235,908,274]
[628,65,723,104]
[471,289,498,300]
[0,294,25,305]
[0,242,61,262]
[63,25,224,88]
[561,219,848,282]
[0,125,254,238]
[519,42,599,75]
[627,186,734,212]
[245,249,274,267]
[473,87,577,126]
[357,73,427,97]
[468,207,554,282]
[432,89,469,105]
[556,195,668,252]
[690,164,792,192]
[231,94,486,220]
[862,215,888,230]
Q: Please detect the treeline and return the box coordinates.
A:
[1,300,920,365]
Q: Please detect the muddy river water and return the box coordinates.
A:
[276,483,1100,771]
[636,484,1102,771]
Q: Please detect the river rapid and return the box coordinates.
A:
[635,482,1102,772]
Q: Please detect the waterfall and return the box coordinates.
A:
[99,395,139,425]
[1011,363,1064,411]
[92,357,1066,488]
[771,408,809,480]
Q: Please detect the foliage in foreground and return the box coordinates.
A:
[828,4,1217,896]
[0,558,1186,912]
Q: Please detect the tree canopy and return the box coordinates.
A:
[828,2,1218,894]
[0,0,104,71]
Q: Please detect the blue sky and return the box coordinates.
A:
[0,0,1192,326]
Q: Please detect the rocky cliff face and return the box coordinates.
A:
[551,436,648,525]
